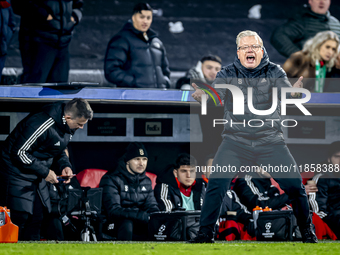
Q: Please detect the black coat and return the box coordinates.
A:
[233,174,290,212]
[219,189,252,226]
[309,172,340,220]
[0,1,16,56]
[12,0,83,46]
[104,21,170,88]
[0,102,74,214]
[154,166,205,211]
[100,161,159,224]
[270,6,340,58]
[208,49,295,146]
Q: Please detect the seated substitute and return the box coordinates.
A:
[309,141,340,239]
[176,54,222,90]
[233,170,291,213]
[100,142,159,241]
[154,153,205,211]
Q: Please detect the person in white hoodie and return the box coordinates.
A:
[176,54,222,90]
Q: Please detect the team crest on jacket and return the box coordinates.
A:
[238,78,242,84]
[125,185,128,192]
[139,149,144,155]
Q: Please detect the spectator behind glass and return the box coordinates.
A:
[283,31,339,93]
[309,141,340,239]
[270,0,340,58]
[176,55,222,90]
[12,0,83,83]
[0,0,16,83]
[104,2,170,88]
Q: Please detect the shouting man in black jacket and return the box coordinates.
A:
[100,142,159,241]
[104,2,170,88]
[189,30,317,243]
[0,98,93,240]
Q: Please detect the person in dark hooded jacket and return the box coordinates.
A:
[100,142,159,241]
[189,30,317,244]
[0,98,93,240]
[104,2,170,88]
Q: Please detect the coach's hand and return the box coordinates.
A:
[291,76,303,97]
[61,167,74,184]
[192,83,207,103]
[45,170,58,184]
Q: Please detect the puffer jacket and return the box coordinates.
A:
[0,102,74,214]
[270,6,340,58]
[104,20,170,88]
[12,0,83,46]
[100,161,159,223]
[207,49,294,146]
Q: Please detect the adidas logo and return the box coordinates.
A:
[261,78,267,83]
[141,186,147,191]
[54,141,60,146]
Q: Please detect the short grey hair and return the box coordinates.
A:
[302,30,340,70]
[236,30,263,47]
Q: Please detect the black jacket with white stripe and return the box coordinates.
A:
[154,171,205,212]
[219,189,252,225]
[100,161,159,224]
[309,172,340,220]
[233,174,290,212]
[0,102,73,214]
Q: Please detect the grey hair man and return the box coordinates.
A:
[189,30,317,244]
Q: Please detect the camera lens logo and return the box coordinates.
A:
[265,222,272,233]
[158,224,166,234]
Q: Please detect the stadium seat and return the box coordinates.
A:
[300,171,315,185]
[145,172,157,189]
[76,169,108,188]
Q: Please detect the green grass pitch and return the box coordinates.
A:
[1,241,340,255]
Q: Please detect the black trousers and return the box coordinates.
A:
[115,219,148,241]
[200,138,311,234]
[11,195,45,241]
[19,39,70,83]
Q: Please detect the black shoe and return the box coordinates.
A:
[301,223,318,243]
[187,231,214,243]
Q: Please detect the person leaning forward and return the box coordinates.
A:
[0,98,93,240]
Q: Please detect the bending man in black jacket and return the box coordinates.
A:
[189,30,317,243]
[100,142,159,241]
[104,2,170,88]
[0,98,93,240]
